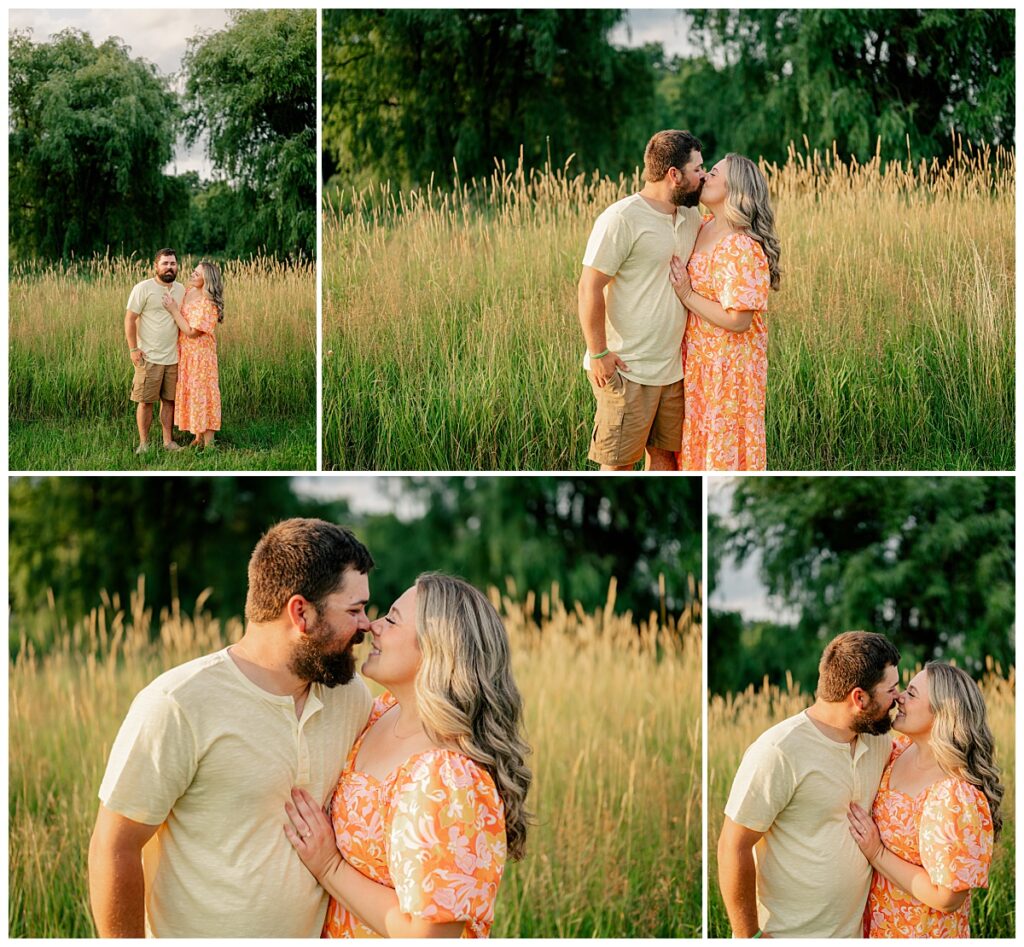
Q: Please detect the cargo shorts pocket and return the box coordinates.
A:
[590,372,628,459]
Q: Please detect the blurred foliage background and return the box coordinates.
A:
[322,9,1014,190]
[709,477,1015,695]
[9,10,315,261]
[8,476,701,657]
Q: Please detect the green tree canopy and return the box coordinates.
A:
[8,477,335,652]
[322,10,661,188]
[357,477,701,620]
[9,29,185,260]
[10,477,700,657]
[709,477,1014,694]
[182,10,316,259]
[665,9,1015,165]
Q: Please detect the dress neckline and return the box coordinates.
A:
[883,739,948,799]
[344,692,453,785]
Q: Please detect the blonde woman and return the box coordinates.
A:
[284,574,532,938]
[162,260,223,448]
[668,154,781,470]
[847,662,1002,937]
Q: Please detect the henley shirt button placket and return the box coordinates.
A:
[296,717,311,787]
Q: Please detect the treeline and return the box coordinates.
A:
[709,477,1015,695]
[322,9,1014,189]
[9,477,701,656]
[9,10,314,262]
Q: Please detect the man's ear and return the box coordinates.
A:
[286,594,311,634]
[849,686,869,711]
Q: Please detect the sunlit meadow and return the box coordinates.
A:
[324,142,1013,471]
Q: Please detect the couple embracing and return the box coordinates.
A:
[720,631,1002,938]
[88,519,530,937]
[579,129,781,471]
[125,248,223,453]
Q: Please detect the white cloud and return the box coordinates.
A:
[10,9,236,178]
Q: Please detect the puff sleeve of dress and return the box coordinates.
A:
[919,779,993,892]
[387,751,506,933]
[714,234,770,313]
[188,297,219,334]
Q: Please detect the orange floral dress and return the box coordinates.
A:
[322,693,506,938]
[677,216,769,471]
[175,294,221,434]
[865,735,993,938]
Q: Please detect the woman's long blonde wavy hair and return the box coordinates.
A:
[197,260,225,323]
[414,573,533,860]
[926,662,1004,838]
[722,154,782,291]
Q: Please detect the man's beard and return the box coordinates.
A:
[852,699,893,735]
[290,621,363,687]
[157,270,177,283]
[673,180,704,208]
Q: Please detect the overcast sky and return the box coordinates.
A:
[9,8,233,177]
[610,10,700,59]
[710,478,798,624]
[292,477,427,522]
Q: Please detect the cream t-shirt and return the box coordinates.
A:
[724,710,891,938]
[99,649,372,938]
[126,278,185,365]
[582,194,701,386]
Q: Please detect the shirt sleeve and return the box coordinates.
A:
[387,753,506,928]
[188,298,220,334]
[125,283,145,314]
[724,737,796,833]
[919,780,993,891]
[715,234,770,312]
[98,687,198,825]
[582,205,634,277]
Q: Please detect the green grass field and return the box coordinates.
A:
[323,144,1014,471]
[9,580,701,937]
[707,667,1015,937]
[9,256,316,471]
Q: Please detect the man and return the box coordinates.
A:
[88,519,375,937]
[125,249,185,454]
[718,631,902,938]
[577,129,705,471]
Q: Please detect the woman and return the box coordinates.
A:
[284,574,532,938]
[847,662,1002,938]
[668,154,781,471]
[162,260,223,448]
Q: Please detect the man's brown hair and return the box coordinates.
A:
[153,248,178,262]
[245,518,374,622]
[817,631,900,701]
[643,129,703,182]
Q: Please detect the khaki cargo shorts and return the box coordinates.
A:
[130,359,178,404]
[587,372,683,467]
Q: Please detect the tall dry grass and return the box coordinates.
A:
[323,142,1014,471]
[8,256,315,469]
[10,578,701,937]
[706,662,1015,937]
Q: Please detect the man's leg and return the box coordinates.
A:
[160,399,179,449]
[645,447,676,471]
[601,462,634,472]
[645,381,685,471]
[136,402,153,449]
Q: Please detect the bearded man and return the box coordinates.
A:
[577,129,705,470]
[718,631,902,938]
[88,519,374,937]
[125,248,186,454]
